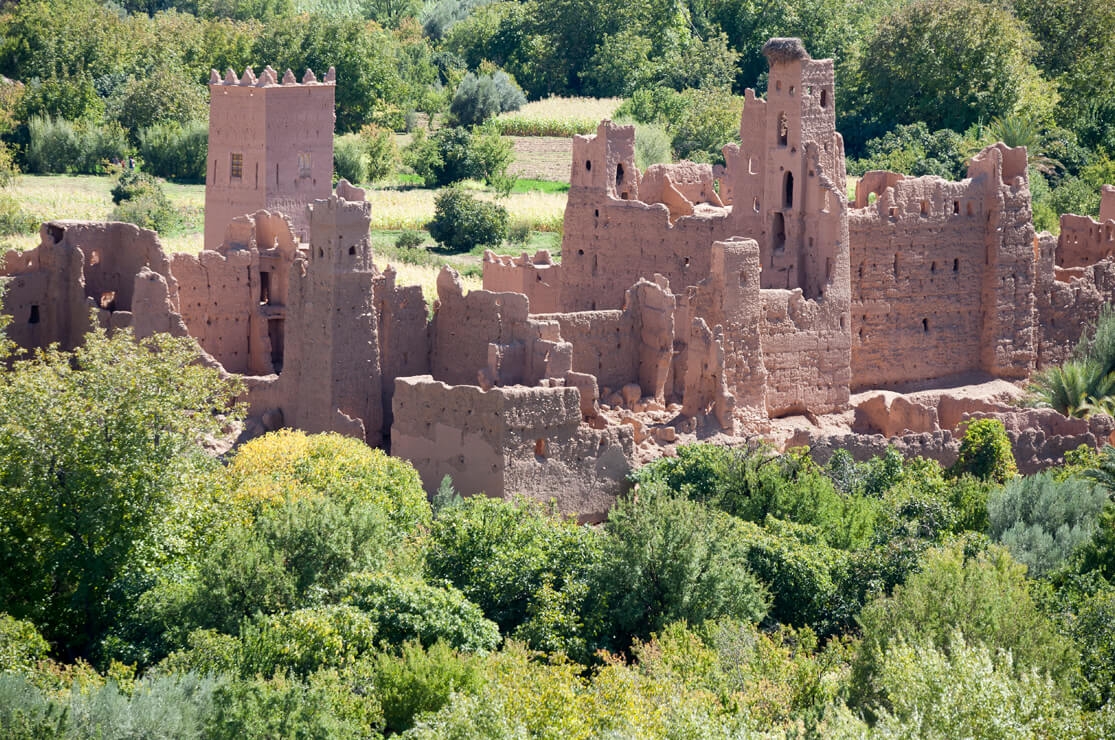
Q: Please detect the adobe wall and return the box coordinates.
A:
[174,210,299,375]
[481,249,563,313]
[205,66,335,250]
[374,266,431,429]
[537,277,676,403]
[391,375,634,520]
[1,221,180,351]
[848,144,1036,388]
[1056,185,1115,270]
[559,184,732,311]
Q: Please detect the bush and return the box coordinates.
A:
[468,127,513,190]
[360,125,398,182]
[0,671,221,740]
[370,640,485,733]
[0,194,39,236]
[449,71,525,127]
[227,429,431,539]
[403,126,510,188]
[137,121,207,182]
[507,221,530,245]
[864,632,1103,738]
[426,496,602,637]
[426,185,508,253]
[394,230,425,249]
[128,494,390,659]
[237,605,379,679]
[334,133,369,185]
[203,671,383,740]
[0,142,17,188]
[852,542,1078,712]
[0,614,49,673]
[109,170,180,233]
[599,485,769,645]
[632,444,879,550]
[340,571,500,652]
[950,419,1018,483]
[988,471,1108,576]
[632,123,672,170]
[25,116,129,175]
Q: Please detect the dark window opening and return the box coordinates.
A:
[783,171,794,208]
[259,271,271,305]
[585,160,592,171]
[615,163,624,190]
[577,248,584,256]
[920,200,929,216]
[772,212,786,252]
[28,305,39,324]
[268,318,284,372]
[953,258,959,272]
[930,261,936,273]
[820,89,828,108]
[953,201,960,214]
[922,318,929,333]
[348,245,356,255]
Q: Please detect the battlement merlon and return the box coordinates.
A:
[209,66,337,87]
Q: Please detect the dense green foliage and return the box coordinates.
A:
[0,326,241,658]
[988,471,1108,576]
[425,184,508,252]
[950,418,1018,483]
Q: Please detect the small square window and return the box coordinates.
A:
[298,152,311,178]
[230,152,243,180]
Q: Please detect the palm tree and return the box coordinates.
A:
[1027,360,1114,418]
[1083,445,1115,495]
[985,114,1063,175]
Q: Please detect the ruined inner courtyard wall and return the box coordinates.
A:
[849,178,993,388]
[848,146,1037,388]
[558,190,732,311]
[173,250,268,374]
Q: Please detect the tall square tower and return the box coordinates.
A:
[204,65,336,250]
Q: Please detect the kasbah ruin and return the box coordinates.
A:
[4,39,1115,520]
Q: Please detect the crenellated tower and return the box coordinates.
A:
[204,66,336,250]
[729,39,847,297]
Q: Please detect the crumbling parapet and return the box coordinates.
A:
[481,249,563,313]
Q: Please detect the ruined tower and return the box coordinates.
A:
[204,66,336,250]
[730,38,847,296]
[277,195,385,445]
